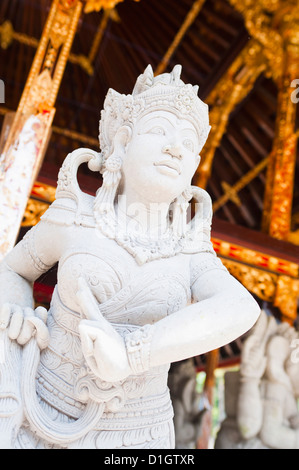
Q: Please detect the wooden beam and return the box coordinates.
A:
[212,217,299,266]
[155,0,206,76]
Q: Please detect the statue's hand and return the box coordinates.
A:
[0,303,49,350]
[78,319,131,382]
[76,277,131,382]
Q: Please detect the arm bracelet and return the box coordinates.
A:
[125,325,153,375]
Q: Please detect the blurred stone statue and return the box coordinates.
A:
[0,64,260,449]
[168,359,210,449]
[215,310,299,449]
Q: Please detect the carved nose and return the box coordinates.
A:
[163,144,182,160]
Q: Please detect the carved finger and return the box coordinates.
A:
[27,317,50,350]
[35,306,48,324]
[8,305,24,340]
[77,278,117,340]
[76,277,101,321]
[17,307,35,345]
[0,303,12,330]
[78,323,97,357]
[79,328,108,379]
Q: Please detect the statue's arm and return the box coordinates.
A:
[0,218,64,306]
[77,252,260,382]
[0,217,67,347]
[148,253,260,367]
[0,256,35,308]
[0,217,64,447]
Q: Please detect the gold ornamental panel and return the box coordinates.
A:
[212,238,299,278]
[213,238,299,324]
[221,259,277,302]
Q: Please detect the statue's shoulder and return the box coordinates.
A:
[41,148,102,229]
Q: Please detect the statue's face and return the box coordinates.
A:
[121,110,201,203]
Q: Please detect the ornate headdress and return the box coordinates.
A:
[93,65,212,262]
[99,64,211,168]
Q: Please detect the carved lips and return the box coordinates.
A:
[153,159,181,176]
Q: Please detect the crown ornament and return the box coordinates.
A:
[99,64,211,169]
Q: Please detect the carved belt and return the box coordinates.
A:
[95,389,174,430]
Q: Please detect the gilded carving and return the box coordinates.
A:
[274,276,299,323]
[288,230,299,246]
[23,70,53,116]
[221,259,277,302]
[212,238,299,278]
[225,0,299,242]
[213,235,298,323]
[0,20,14,49]
[50,11,72,49]
[30,182,56,203]
[227,0,285,82]
[222,258,298,323]
[0,19,104,77]
[22,200,50,227]
[222,258,299,324]
[262,63,299,239]
[83,0,139,13]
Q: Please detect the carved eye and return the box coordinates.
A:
[183,139,194,151]
[148,126,165,135]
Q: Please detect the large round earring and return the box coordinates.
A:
[103,153,123,187]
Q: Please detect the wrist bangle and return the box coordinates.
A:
[125,325,152,375]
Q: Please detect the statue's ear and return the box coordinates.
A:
[113,125,132,156]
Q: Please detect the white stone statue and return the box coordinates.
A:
[0,65,260,449]
[215,310,299,449]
